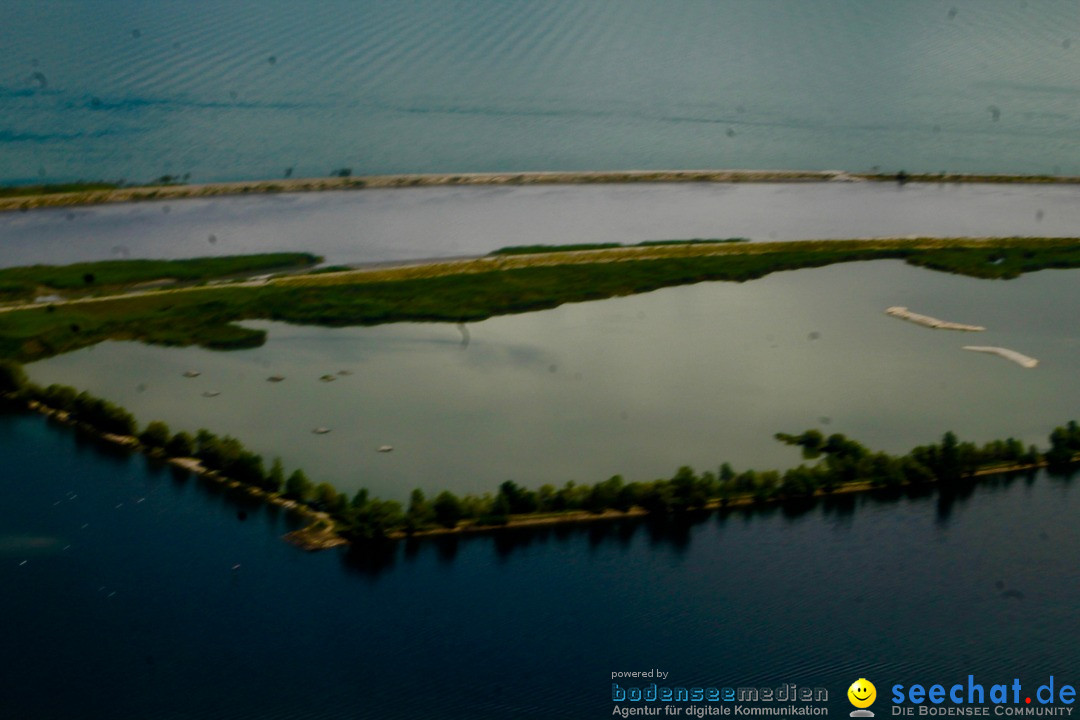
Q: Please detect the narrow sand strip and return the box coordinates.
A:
[886,306,986,331]
[963,346,1039,368]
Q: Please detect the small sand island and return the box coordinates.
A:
[885,306,986,331]
[963,346,1039,368]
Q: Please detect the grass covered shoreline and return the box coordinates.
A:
[4,169,1080,212]
[2,237,1080,363]
[0,253,319,304]
[488,238,749,255]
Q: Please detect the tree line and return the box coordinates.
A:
[2,359,1078,543]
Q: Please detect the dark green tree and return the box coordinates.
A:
[265,458,285,493]
[312,482,340,510]
[734,469,758,493]
[195,431,246,472]
[165,431,195,457]
[227,451,265,487]
[0,361,28,394]
[433,491,464,528]
[553,481,588,511]
[670,466,708,510]
[334,493,350,519]
[1047,422,1080,465]
[1023,445,1042,466]
[900,456,935,485]
[319,490,347,516]
[616,482,644,512]
[939,431,961,481]
[639,481,676,514]
[40,384,78,411]
[139,420,171,449]
[865,453,905,488]
[459,493,489,520]
[584,475,624,514]
[497,480,538,514]
[348,499,404,539]
[781,465,817,497]
[284,469,312,501]
[404,488,434,532]
[775,429,825,458]
[478,492,511,525]
[70,392,137,436]
[752,471,781,503]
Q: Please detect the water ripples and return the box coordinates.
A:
[4,1,1080,183]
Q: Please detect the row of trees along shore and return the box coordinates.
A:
[3,360,1080,543]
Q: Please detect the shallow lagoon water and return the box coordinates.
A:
[2,182,1080,269]
[28,261,1080,500]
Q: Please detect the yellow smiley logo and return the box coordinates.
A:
[848,678,876,709]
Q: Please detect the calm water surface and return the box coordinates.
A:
[3,1,1080,183]
[28,261,1080,499]
[2,408,1077,719]
[0,182,1079,269]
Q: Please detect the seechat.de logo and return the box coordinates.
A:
[849,678,877,718]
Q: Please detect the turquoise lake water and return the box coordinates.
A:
[3,0,1080,184]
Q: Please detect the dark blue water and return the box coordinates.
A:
[3,0,1080,184]
[4,407,1078,719]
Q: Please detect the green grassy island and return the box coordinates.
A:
[2,236,1080,547]
[0,253,319,304]
[2,237,1080,362]
[487,238,749,255]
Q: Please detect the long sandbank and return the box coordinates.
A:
[5,169,1080,213]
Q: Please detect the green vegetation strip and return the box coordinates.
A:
[2,237,1080,362]
[488,238,748,255]
[0,253,319,304]
[2,361,1077,545]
